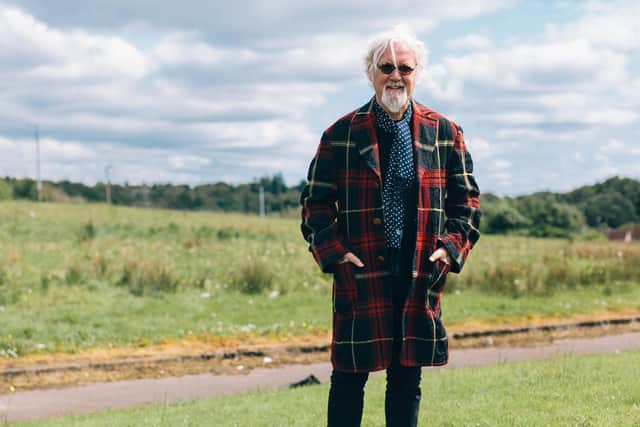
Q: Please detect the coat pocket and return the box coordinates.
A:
[332,262,358,315]
[426,259,451,291]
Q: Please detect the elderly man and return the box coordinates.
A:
[300,26,480,427]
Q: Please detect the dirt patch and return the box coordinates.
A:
[2,314,640,394]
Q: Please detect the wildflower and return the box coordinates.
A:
[263,356,273,364]
[200,292,211,299]
[269,290,280,299]
[9,385,15,393]
[36,343,46,350]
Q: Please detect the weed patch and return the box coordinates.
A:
[233,261,274,294]
[118,259,180,296]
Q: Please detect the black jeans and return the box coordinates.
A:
[327,268,422,427]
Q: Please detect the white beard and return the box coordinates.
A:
[381,87,409,114]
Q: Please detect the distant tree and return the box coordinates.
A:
[483,201,531,233]
[562,176,640,220]
[581,192,638,228]
[270,172,287,195]
[12,179,37,200]
[515,193,585,237]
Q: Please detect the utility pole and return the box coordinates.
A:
[104,164,113,205]
[35,126,42,201]
[259,184,265,217]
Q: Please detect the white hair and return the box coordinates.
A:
[364,25,427,85]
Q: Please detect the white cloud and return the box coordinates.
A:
[465,137,492,160]
[545,1,640,52]
[0,5,148,81]
[168,155,211,170]
[448,34,493,50]
[152,32,259,67]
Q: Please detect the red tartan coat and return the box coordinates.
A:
[300,98,481,372]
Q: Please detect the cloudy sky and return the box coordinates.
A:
[1,0,638,195]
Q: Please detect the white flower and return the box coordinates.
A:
[200,292,211,299]
[263,356,273,364]
[269,290,280,299]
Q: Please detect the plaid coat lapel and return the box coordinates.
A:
[348,98,381,183]
[411,101,438,180]
[349,98,439,183]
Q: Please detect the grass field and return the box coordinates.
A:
[1,201,639,358]
[10,350,640,426]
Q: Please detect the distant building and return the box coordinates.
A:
[607,226,640,242]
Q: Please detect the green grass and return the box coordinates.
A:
[11,351,640,426]
[1,201,639,357]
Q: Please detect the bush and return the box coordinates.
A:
[118,259,180,296]
[217,227,239,240]
[233,261,273,294]
[78,222,96,242]
[65,261,83,284]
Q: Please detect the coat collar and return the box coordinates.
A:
[348,97,438,181]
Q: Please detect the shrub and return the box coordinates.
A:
[233,261,273,294]
[91,254,109,277]
[65,261,83,284]
[118,259,180,296]
[216,227,239,240]
[78,222,96,242]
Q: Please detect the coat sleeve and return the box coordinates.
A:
[300,131,348,273]
[438,122,481,273]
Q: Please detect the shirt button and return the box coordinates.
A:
[372,217,382,225]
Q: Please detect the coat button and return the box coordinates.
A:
[372,217,382,225]
[377,255,385,262]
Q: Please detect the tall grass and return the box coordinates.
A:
[1,201,636,299]
[446,237,640,297]
[0,201,638,356]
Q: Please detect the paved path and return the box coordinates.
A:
[2,332,640,423]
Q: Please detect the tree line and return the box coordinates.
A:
[1,175,638,238]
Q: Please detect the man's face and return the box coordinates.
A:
[373,42,417,118]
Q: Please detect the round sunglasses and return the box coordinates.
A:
[377,63,415,76]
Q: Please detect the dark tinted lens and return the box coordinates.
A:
[398,65,414,75]
[378,63,395,74]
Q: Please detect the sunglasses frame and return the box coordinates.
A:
[377,63,415,76]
